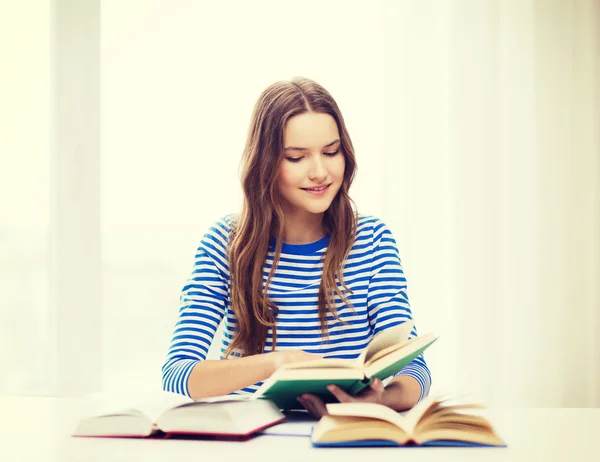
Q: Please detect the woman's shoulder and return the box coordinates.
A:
[354,213,401,254]
[199,213,239,249]
[206,213,238,233]
[356,213,392,236]
[219,213,239,230]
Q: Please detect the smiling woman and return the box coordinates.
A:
[162,77,431,416]
[278,113,346,239]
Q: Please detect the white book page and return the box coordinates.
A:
[325,397,440,435]
[364,333,438,378]
[359,321,415,365]
[280,358,359,370]
[325,402,410,432]
[400,395,438,434]
[79,390,193,423]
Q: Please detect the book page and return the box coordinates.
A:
[364,338,415,366]
[312,415,409,445]
[363,333,438,378]
[325,402,410,432]
[400,395,440,434]
[358,321,415,365]
[413,399,504,446]
[280,358,358,370]
[262,366,363,384]
[80,390,194,423]
[156,399,285,435]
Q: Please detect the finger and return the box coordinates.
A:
[302,400,320,419]
[300,394,328,418]
[370,378,385,393]
[326,384,354,403]
[297,398,305,411]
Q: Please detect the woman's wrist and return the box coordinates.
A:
[380,375,422,411]
[268,351,284,374]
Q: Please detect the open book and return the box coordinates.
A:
[254,321,438,409]
[72,394,285,439]
[311,396,506,447]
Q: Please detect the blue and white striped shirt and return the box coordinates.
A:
[162,214,431,401]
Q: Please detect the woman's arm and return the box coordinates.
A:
[380,375,422,411]
[187,350,320,400]
[164,218,323,399]
[187,356,274,400]
[366,219,432,399]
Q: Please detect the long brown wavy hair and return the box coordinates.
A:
[225,77,358,358]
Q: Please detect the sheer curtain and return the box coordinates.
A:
[0,1,52,395]
[380,0,599,407]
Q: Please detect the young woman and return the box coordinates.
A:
[162,77,431,417]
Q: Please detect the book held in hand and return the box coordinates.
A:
[254,321,438,409]
[311,396,506,448]
[72,394,285,439]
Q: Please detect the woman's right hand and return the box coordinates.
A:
[270,350,323,372]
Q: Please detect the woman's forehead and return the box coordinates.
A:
[283,112,339,148]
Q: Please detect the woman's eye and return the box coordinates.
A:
[286,149,339,163]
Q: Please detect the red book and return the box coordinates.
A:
[72,394,285,439]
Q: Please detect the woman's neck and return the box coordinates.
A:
[278,212,325,245]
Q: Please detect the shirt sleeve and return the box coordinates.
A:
[366,218,432,402]
[161,217,231,397]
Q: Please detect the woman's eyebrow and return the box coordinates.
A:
[284,139,340,152]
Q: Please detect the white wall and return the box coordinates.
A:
[100,0,600,407]
[2,0,599,407]
[380,0,600,407]
[0,0,52,395]
[100,0,390,393]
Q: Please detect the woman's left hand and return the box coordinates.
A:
[296,378,386,418]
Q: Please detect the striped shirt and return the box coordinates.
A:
[162,214,432,401]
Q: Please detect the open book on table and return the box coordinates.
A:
[254,321,438,410]
[311,395,506,447]
[72,393,285,439]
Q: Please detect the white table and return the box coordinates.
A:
[1,396,599,461]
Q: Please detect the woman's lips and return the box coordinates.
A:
[301,184,331,196]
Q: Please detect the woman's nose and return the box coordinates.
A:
[308,158,328,180]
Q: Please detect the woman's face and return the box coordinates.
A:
[277,112,346,217]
